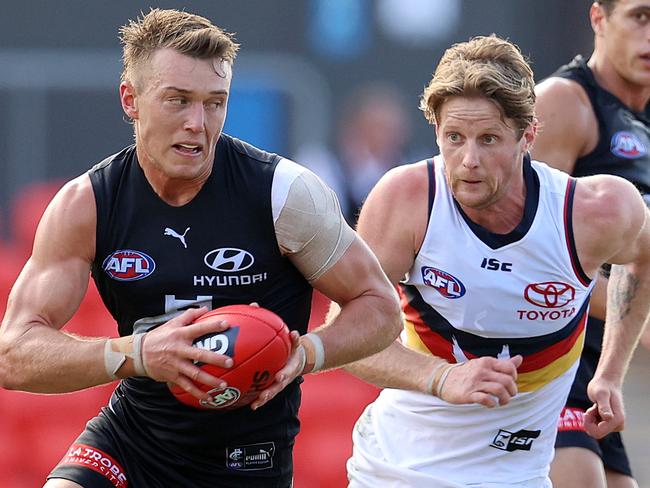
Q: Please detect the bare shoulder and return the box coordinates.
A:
[536,76,591,106]
[574,175,644,226]
[358,160,429,233]
[533,77,597,171]
[573,175,648,268]
[357,161,430,283]
[32,174,96,263]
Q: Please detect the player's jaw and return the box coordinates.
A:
[633,49,650,77]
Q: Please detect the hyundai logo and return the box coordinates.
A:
[524,281,575,308]
[204,248,254,272]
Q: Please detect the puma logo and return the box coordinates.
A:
[164,227,190,249]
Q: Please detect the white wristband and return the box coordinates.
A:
[304,332,325,372]
[131,333,148,377]
[296,344,307,376]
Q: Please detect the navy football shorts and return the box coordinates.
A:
[48,408,294,488]
[555,316,632,477]
[556,407,632,477]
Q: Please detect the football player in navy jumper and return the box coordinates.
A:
[534,1,650,487]
[0,9,401,488]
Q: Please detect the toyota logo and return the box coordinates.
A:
[204,248,254,272]
[524,281,575,308]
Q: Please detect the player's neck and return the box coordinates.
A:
[137,155,211,207]
[588,52,650,113]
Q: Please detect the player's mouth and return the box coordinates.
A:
[173,143,203,156]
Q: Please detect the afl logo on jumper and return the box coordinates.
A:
[204,248,254,272]
[422,266,466,299]
[524,281,575,308]
[103,250,155,281]
[610,131,647,159]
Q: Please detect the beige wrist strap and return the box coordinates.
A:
[104,340,126,380]
[103,333,148,379]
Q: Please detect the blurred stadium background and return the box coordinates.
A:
[0,1,648,486]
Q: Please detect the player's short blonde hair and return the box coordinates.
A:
[420,35,535,138]
[119,8,239,87]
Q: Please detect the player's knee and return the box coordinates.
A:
[605,469,638,488]
[551,447,606,488]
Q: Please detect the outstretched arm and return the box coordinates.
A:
[0,176,106,392]
[572,176,650,438]
[0,175,233,402]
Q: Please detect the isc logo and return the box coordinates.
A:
[480,257,512,272]
[490,428,540,452]
[421,266,466,299]
[103,250,156,282]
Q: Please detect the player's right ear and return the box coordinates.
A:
[589,2,606,37]
[120,81,138,120]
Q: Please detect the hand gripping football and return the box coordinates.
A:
[169,304,292,410]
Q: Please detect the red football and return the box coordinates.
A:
[169,304,292,410]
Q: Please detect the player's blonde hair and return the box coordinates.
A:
[420,35,535,138]
[119,8,239,87]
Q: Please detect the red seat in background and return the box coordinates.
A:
[1,181,117,486]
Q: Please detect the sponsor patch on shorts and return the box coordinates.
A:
[226,442,275,471]
[58,443,128,487]
[557,406,585,432]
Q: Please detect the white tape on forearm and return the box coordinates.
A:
[104,340,126,380]
[304,333,325,372]
[131,333,148,377]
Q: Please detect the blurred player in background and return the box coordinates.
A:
[341,35,650,487]
[0,8,400,487]
[534,1,650,487]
